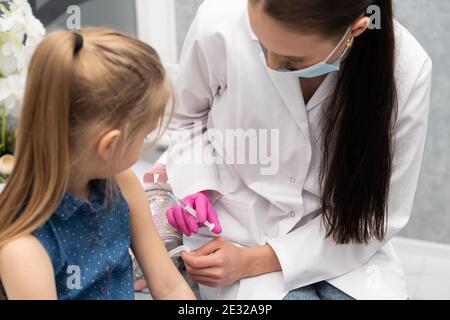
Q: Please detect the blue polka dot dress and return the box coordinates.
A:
[32,180,135,300]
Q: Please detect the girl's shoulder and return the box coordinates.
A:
[0,234,56,299]
[0,234,46,263]
[114,170,144,212]
[31,217,66,274]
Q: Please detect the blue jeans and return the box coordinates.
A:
[184,266,354,300]
[283,281,355,300]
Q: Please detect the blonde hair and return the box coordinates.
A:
[0,28,171,247]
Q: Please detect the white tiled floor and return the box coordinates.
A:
[392,238,450,300]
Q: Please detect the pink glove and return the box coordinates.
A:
[166,191,222,236]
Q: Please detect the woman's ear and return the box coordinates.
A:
[351,16,371,38]
[97,129,122,162]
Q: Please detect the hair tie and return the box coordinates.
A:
[74,32,84,55]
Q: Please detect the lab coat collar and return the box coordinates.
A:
[257,49,338,140]
[305,72,338,111]
[264,61,309,133]
[257,41,338,109]
[248,8,338,132]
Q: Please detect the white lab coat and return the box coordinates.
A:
[166,0,432,300]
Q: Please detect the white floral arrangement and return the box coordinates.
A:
[0,0,45,184]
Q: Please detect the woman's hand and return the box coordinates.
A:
[181,237,246,287]
[166,191,222,236]
[182,237,283,288]
[145,164,222,236]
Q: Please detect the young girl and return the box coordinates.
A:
[0,28,195,300]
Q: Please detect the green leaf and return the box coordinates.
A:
[0,104,15,156]
[0,3,7,14]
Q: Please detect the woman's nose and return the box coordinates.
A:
[266,51,285,70]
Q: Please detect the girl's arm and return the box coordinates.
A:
[0,235,57,300]
[116,170,196,300]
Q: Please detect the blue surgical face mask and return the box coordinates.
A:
[265,27,352,79]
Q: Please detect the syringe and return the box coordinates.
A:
[167,192,216,232]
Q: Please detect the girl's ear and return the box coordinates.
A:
[97,129,122,161]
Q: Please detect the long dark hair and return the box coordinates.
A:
[256,0,398,244]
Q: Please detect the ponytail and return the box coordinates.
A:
[254,0,398,244]
[320,0,397,244]
[0,31,80,247]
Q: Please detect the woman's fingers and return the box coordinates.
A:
[185,265,224,279]
[181,250,222,269]
[194,195,208,224]
[184,211,199,233]
[173,206,191,236]
[192,237,224,256]
[194,193,222,233]
[166,208,180,230]
[167,206,198,234]
[171,191,222,234]
[206,201,222,234]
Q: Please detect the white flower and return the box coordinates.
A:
[25,14,45,44]
[10,0,33,12]
[0,73,25,112]
[0,48,17,76]
[0,0,45,115]
[0,154,15,176]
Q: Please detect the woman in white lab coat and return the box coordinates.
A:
[158,0,432,300]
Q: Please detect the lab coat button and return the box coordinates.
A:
[289,211,296,218]
[290,177,296,183]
